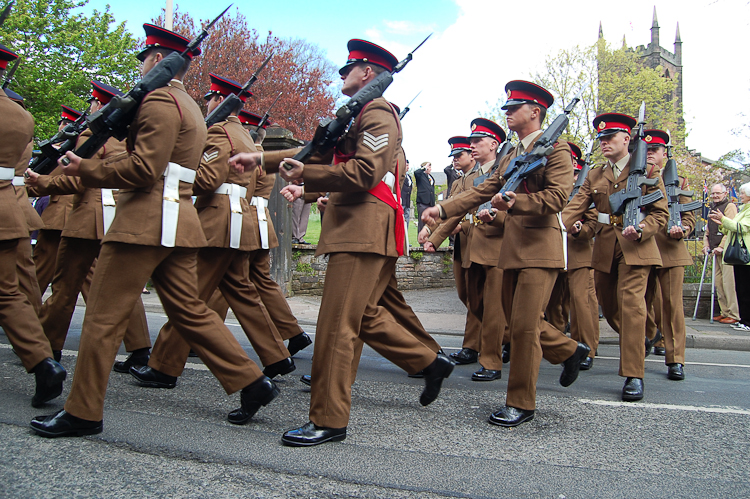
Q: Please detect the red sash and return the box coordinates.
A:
[368,160,405,256]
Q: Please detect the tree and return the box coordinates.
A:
[1,0,140,140]
[150,7,337,140]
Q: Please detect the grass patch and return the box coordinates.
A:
[301,215,449,248]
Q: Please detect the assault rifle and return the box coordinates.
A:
[30,111,89,175]
[569,141,594,201]
[31,5,231,175]
[0,1,13,26]
[398,91,421,120]
[663,131,701,231]
[2,58,19,89]
[205,52,273,128]
[498,87,584,202]
[248,92,281,142]
[282,33,432,170]
[608,102,664,230]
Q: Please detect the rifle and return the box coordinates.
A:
[497,86,585,202]
[35,5,231,173]
[569,141,594,201]
[2,57,19,89]
[0,1,13,26]
[608,102,664,230]
[398,91,421,120]
[283,33,432,170]
[663,131,701,231]
[257,92,282,130]
[205,52,273,128]
[30,112,89,175]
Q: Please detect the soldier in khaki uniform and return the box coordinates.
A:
[423,81,589,427]
[0,43,67,408]
[230,39,453,446]
[30,25,278,438]
[642,129,695,381]
[25,81,152,369]
[564,114,669,402]
[28,105,78,294]
[131,73,295,398]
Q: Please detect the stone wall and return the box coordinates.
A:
[290,245,455,295]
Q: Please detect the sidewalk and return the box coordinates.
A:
[135,286,750,352]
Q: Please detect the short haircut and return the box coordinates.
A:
[530,103,546,124]
[148,47,191,78]
[711,183,727,193]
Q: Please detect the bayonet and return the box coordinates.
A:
[205,52,274,127]
[398,90,421,120]
[0,1,14,27]
[2,57,20,89]
[392,33,432,74]
[182,4,232,57]
[257,92,282,130]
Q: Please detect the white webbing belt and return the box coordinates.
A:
[215,183,247,249]
[250,196,269,249]
[556,212,568,271]
[101,189,117,234]
[597,213,611,224]
[0,167,14,181]
[161,162,196,247]
[12,176,25,186]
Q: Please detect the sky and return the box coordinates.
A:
[81,0,750,173]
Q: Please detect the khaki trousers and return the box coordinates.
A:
[16,238,41,315]
[546,271,570,333]
[309,252,436,428]
[715,256,740,320]
[466,263,507,370]
[64,243,263,422]
[33,229,62,295]
[149,247,289,377]
[594,242,651,378]
[646,266,687,365]
[0,239,53,371]
[454,259,481,351]
[40,236,151,352]
[568,267,600,357]
[503,268,578,410]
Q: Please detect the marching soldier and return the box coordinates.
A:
[25,81,153,370]
[0,43,67,408]
[30,24,278,438]
[230,39,454,446]
[131,73,296,396]
[423,81,589,426]
[564,113,669,401]
[643,129,694,380]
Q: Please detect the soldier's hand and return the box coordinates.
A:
[23,169,40,187]
[417,227,430,244]
[491,191,515,211]
[622,224,644,241]
[279,158,304,182]
[60,151,81,176]
[423,241,436,252]
[477,209,496,223]
[669,225,685,239]
[228,152,262,173]
[569,220,583,235]
[316,196,328,214]
[280,184,304,202]
[450,224,462,236]
[421,206,440,225]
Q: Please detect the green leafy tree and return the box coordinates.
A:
[1,0,139,140]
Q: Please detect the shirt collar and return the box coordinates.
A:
[518,129,543,154]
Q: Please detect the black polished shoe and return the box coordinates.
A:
[653,346,666,356]
[300,374,311,386]
[502,343,510,363]
[113,348,150,374]
[287,332,312,357]
[645,329,662,358]
[667,363,685,381]
[129,365,177,389]
[488,405,535,427]
[281,421,346,447]
[53,350,62,363]
[188,349,199,358]
[30,409,102,438]
[450,348,478,365]
[560,342,590,387]
[420,354,454,406]
[579,356,594,371]
[31,358,67,408]
[227,376,279,425]
[407,370,425,378]
[471,367,502,381]
[622,377,644,401]
[263,357,296,379]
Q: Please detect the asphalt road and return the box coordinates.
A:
[2,309,750,498]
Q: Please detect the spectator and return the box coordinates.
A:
[401,159,413,231]
[703,184,740,324]
[414,161,435,233]
[709,182,750,331]
[292,197,311,244]
[444,163,462,196]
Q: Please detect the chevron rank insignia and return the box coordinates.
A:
[362,132,389,152]
[203,150,219,163]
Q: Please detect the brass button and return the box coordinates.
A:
[614,184,618,189]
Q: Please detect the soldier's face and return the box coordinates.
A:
[141,50,163,76]
[470,137,497,164]
[504,103,534,132]
[455,151,473,172]
[646,146,666,166]
[599,132,629,161]
[340,64,368,97]
[206,95,222,115]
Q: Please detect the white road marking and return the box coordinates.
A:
[595,355,750,368]
[578,398,750,415]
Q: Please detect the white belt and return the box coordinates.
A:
[161,162,196,247]
[250,196,269,249]
[101,189,117,234]
[597,213,611,224]
[557,212,568,271]
[215,183,247,249]
[12,176,25,186]
[0,167,14,181]
[382,171,395,189]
